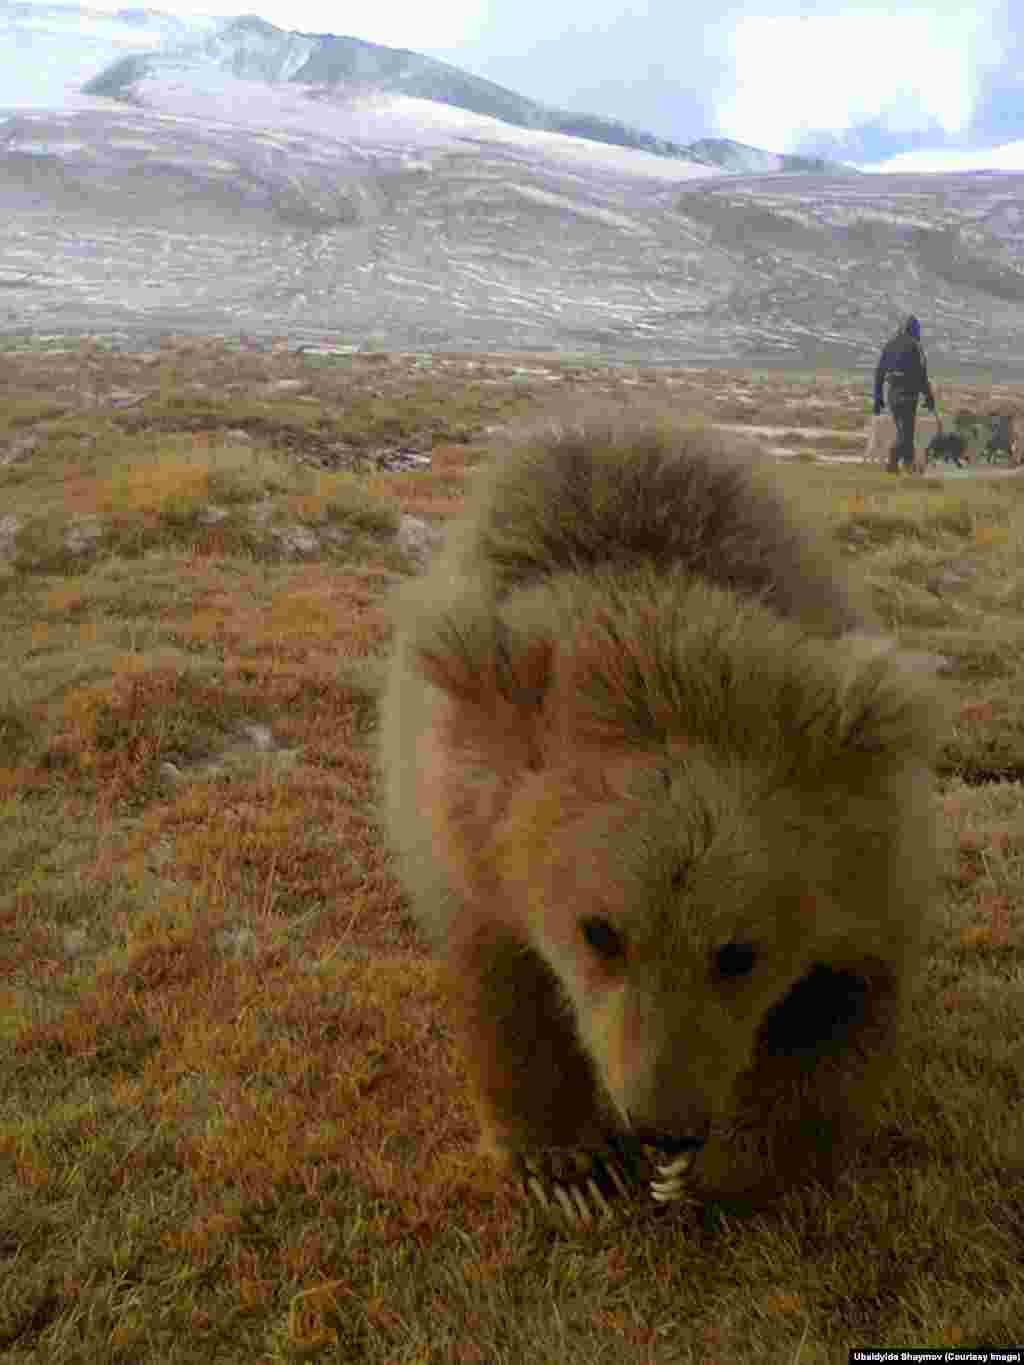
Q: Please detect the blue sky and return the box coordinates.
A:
[9,0,1024,170]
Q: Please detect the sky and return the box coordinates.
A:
[8,0,1024,171]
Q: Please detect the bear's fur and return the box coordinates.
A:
[379,411,940,1208]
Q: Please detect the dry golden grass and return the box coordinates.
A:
[1,341,1022,1363]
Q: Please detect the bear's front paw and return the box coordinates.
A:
[640,1142,699,1204]
[515,1138,701,1223]
[515,1145,635,1226]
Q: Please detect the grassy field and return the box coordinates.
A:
[1,338,1022,1363]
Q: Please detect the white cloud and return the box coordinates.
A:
[718,9,993,152]
[863,140,1024,173]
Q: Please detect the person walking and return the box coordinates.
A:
[873,315,936,473]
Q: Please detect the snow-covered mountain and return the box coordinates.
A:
[0,1,848,177]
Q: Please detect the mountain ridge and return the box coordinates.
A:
[74,10,852,177]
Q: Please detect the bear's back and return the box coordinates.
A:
[442,414,866,638]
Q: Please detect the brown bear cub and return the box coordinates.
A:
[379,411,940,1223]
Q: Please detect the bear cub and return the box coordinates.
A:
[379,411,940,1221]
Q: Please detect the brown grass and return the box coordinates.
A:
[1,340,1022,1362]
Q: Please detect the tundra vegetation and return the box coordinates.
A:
[0,337,1022,1362]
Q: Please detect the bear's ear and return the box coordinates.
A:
[412,607,554,715]
[837,633,945,760]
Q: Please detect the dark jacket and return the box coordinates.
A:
[874,322,934,409]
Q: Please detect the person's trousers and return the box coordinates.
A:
[888,397,918,470]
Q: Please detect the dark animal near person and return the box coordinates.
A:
[926,430,968,466]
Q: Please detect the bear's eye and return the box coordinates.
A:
[580,915,626,962]
[715,942,758,979]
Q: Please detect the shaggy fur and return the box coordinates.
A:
[379,412,941,1204]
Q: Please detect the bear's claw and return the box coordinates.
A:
[518,1148,634,1226]
[646,1147,696,1203]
